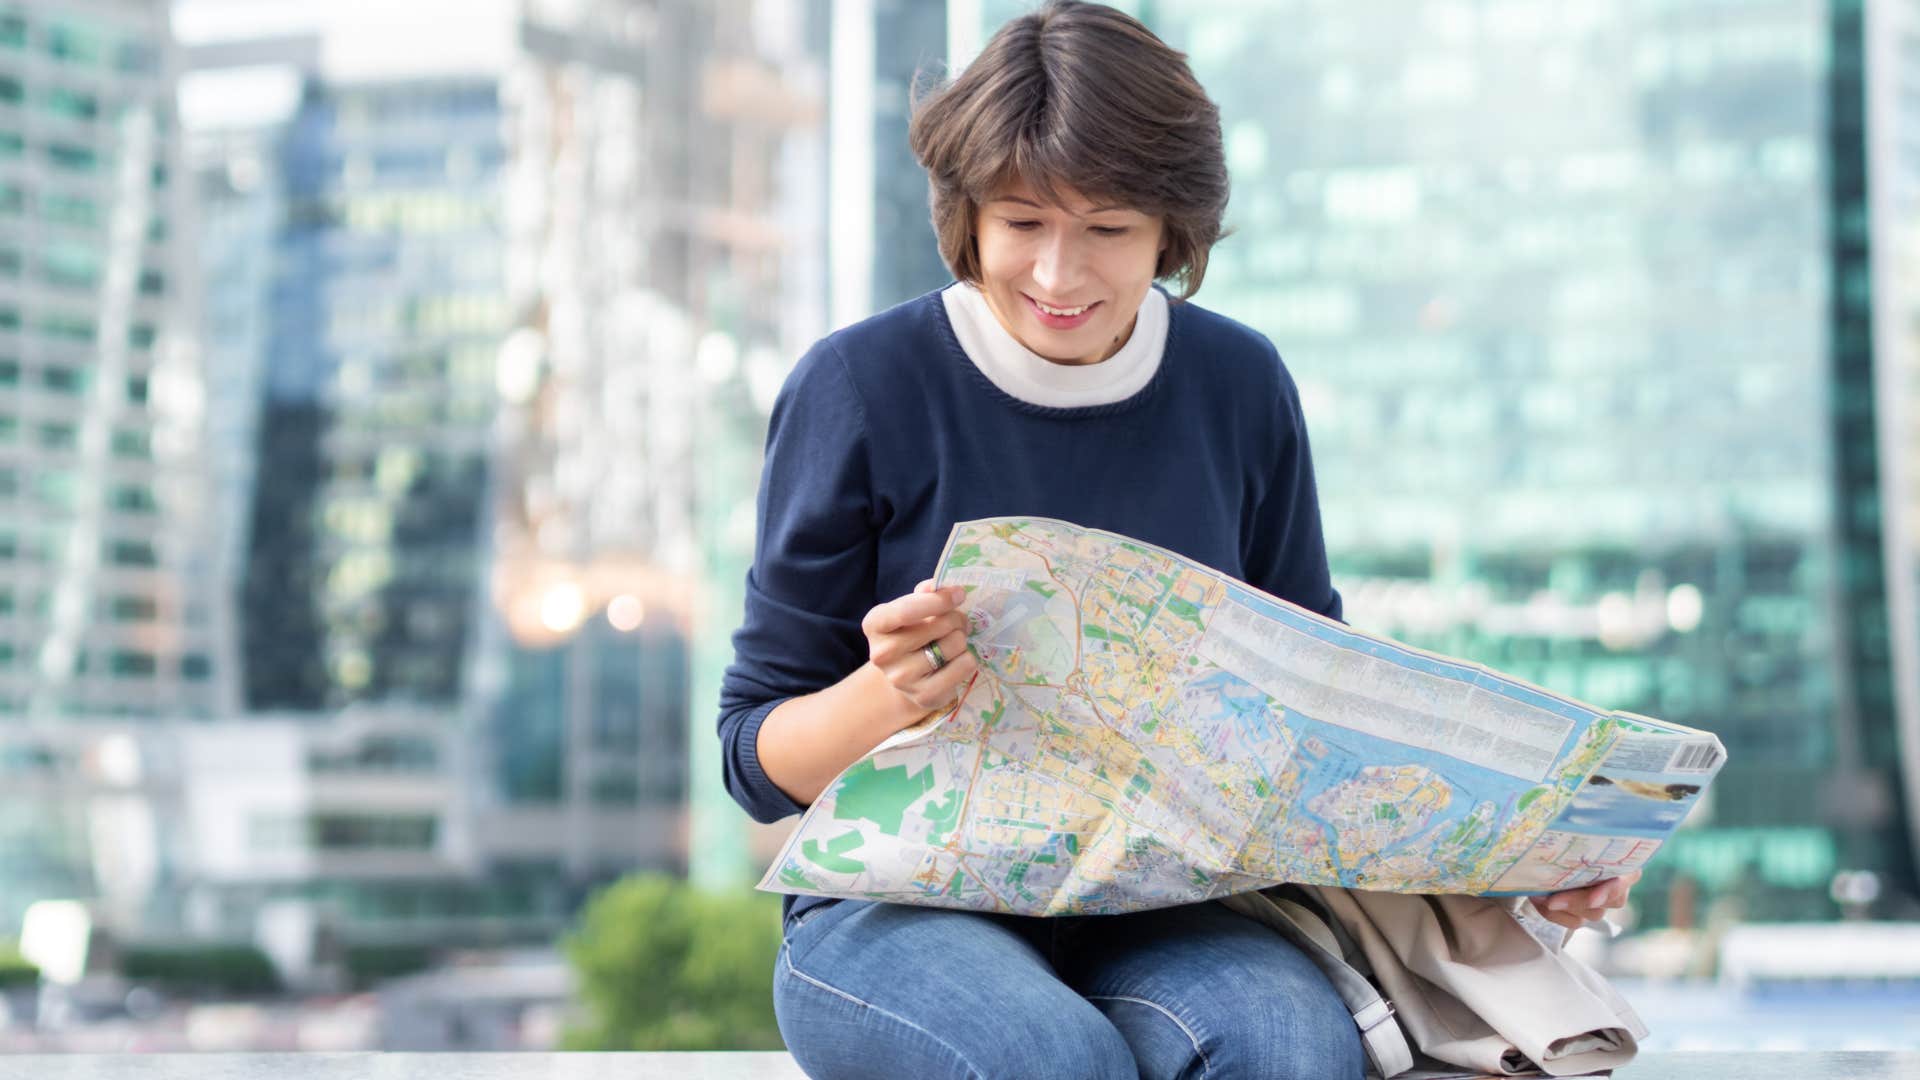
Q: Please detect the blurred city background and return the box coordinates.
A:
[0,0,1916,1056]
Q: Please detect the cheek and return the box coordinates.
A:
[1102,241,1161,286]
[974,237,1023,291]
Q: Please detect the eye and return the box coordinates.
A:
[1091,226,1130,237]
[1003,219,1041,231]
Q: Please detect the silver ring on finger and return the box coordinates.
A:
[921,642,947,674]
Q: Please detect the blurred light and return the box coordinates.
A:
[606,593,645,632]
[1830,869,1882,907]
[374,447,419,495]
[745,345,788,415]
[335,651,372,689]
[37,639,77,680]
[20,901,92,984]
[696,329,739,383]
[177,65,303,131]
[1226,119,1267,174]
[1596,591,1635,650]
[93,735,142,786]
[1667,583,1703,633]
[497,327,545,404]
[539,581,587,634]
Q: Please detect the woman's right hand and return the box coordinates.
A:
[860,579,979,727]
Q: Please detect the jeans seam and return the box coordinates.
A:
[1084,993,1211,1079]
[780,941,988,1079]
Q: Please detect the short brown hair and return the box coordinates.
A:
[908,1,1228,300]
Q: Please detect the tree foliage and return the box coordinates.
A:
[121,944,279,996]
[562,873,786,1051]
[0,940,36,989]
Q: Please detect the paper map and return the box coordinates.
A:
[759,517,1725,916]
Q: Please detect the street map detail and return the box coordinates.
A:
[758,517,1726,916]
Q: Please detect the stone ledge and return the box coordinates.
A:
[0,1052,1917,1079]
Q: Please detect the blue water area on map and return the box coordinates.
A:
[1275,704,1587,883]
[1225,583,1604,763]
[1279,699,1586,809]
[1189,670,1282,745]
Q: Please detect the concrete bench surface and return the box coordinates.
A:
[0,1053,1917,1078]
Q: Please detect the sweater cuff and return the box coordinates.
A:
[736,697,809,823]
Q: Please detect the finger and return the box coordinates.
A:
[909,648,980,709]
[880,618,970,678]
[1528,898,1578,928]
[885,651,975,708]
[1543,891,1583,913]
[915,579,937,593]
[1580,877,1629,909]
[887,610,968,655]
[1531,897,1602,929]
[930,627,968,667]
[864,589,963,635]
[1545,880,1609,912]
[874,593,955,634]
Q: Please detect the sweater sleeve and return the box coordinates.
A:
[716,341,880,823]
[1243,352,1345,625]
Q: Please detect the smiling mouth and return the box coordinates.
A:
[1025,295,1100,319]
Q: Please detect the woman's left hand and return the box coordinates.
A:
[1528,869,1641,930]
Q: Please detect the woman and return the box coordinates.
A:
[717,4,1634,1077]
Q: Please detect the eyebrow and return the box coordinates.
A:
[993,196,1133,215]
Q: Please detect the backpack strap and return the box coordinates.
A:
[1218,888,1415,1079]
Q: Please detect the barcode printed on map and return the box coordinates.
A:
[1669,740,1722,773]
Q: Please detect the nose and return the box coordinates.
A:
[1031,229,1086,297]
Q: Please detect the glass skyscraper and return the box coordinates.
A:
[831,0,949,327]
[0,0,225,930]
[965,0,1918,920]
[0,0,220,722]
[501,0,831,890]
[871,0,951,309]
[241,75,504,711]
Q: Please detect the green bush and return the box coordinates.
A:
[562,873,785,1051]
[344,944,435,989]
[121,944,279,996]
[0,940,36,988]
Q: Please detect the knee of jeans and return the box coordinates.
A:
[976,1008,1134,1080]
[1210,984,1366,1080]
[774,947,1135,1080]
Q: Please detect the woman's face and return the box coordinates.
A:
[973,179,1165,366]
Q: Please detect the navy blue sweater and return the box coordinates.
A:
[718,287,1343,925]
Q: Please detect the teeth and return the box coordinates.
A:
[1036,300,1090,317]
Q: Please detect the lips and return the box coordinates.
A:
[1024,293,1100,329]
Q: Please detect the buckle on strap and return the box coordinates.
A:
[1355,997,1397,1034]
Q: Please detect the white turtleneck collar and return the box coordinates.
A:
[941,282,1168,409]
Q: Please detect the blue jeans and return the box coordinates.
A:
[773,897,1365,1080]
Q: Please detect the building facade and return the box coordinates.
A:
[968,0,1918,921]
[240,74,505,712]
[0,0,224,930]
[0,0,221,722]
